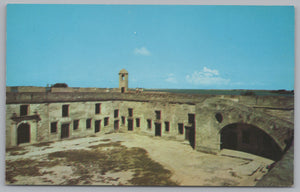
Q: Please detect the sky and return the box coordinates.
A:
[6,5,294,90]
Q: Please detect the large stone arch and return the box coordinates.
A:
[195,99,294,157]
[220,123,283,161]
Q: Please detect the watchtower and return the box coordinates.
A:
[119,69,128,93]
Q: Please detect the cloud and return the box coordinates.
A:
[165,73,177,83]
[134,47,151,56]
[186,67,230,85]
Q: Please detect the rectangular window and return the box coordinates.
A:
[114,109,119,118]
[20,105,29,116]
[51,122,57,133]
[155,110,161,120]
[242,130,250,144]
[122,116,125,125]
[86,118,92,129]
[136,118,140,127]
[95,103,101,114]
[147,119,152,129]
[188,114,195,124]
[165,121,170,132]
[62,105,69,117]
[73,120,79,130]
[128,108,133,117]
[104,117,109,126]
[178,123,184,135]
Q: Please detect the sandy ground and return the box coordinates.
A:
[6,132,274,186]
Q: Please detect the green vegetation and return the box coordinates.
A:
[32,141,54,147]
[48,141,177,186]
[6,159,60,184]
[241,90,256,96]
[6,141,177,186]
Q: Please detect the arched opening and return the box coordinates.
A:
[17,123,30,145]
[220,123,283,161]
[121,87,125,93]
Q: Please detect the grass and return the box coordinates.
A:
[9,151,28,156]
[32,141,54,147]
[48,141,177,186]
[6,146,25,153]
[100,139,111,142]
[6,141,177,186]
[5,159,60,184]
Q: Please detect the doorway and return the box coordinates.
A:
[95,120,101,133]
[61,123,69,139]
[128,119,133,131]
[155,123,161,136]
[114,120,119,130]
[17,123,30,145]
[185,126,195,149]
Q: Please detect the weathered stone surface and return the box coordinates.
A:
[256,143,294,187]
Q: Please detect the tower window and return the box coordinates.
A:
[20,105,29,116]
[122,74,125,80]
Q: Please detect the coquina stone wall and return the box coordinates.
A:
[6,100,195,148]
[6,90,294,154]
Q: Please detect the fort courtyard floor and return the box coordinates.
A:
[6,132,274,186]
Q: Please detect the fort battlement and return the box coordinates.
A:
[6,90,294,110]
[5,69,294,162]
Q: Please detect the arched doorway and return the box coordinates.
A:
[17,123,30,145]
[220,123,283,161]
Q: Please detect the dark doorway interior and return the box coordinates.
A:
[155,123,161,136]
[185,127,195,149]
[17,123,30,145]
[121,87,125,93]
[186,114,195,149]
[114,120,119,130]
[128,119,133,131]
[178,123,184,134]
[221,126,238,150]
[221,123,284,161]
[61,123,69,139]
[95,120,101,133]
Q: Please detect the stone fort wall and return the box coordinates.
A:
[6,95,195,147]
[6,90,294,155]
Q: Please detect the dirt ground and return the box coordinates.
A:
[5,132,274,186]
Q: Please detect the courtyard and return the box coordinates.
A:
[6,132,273,186]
